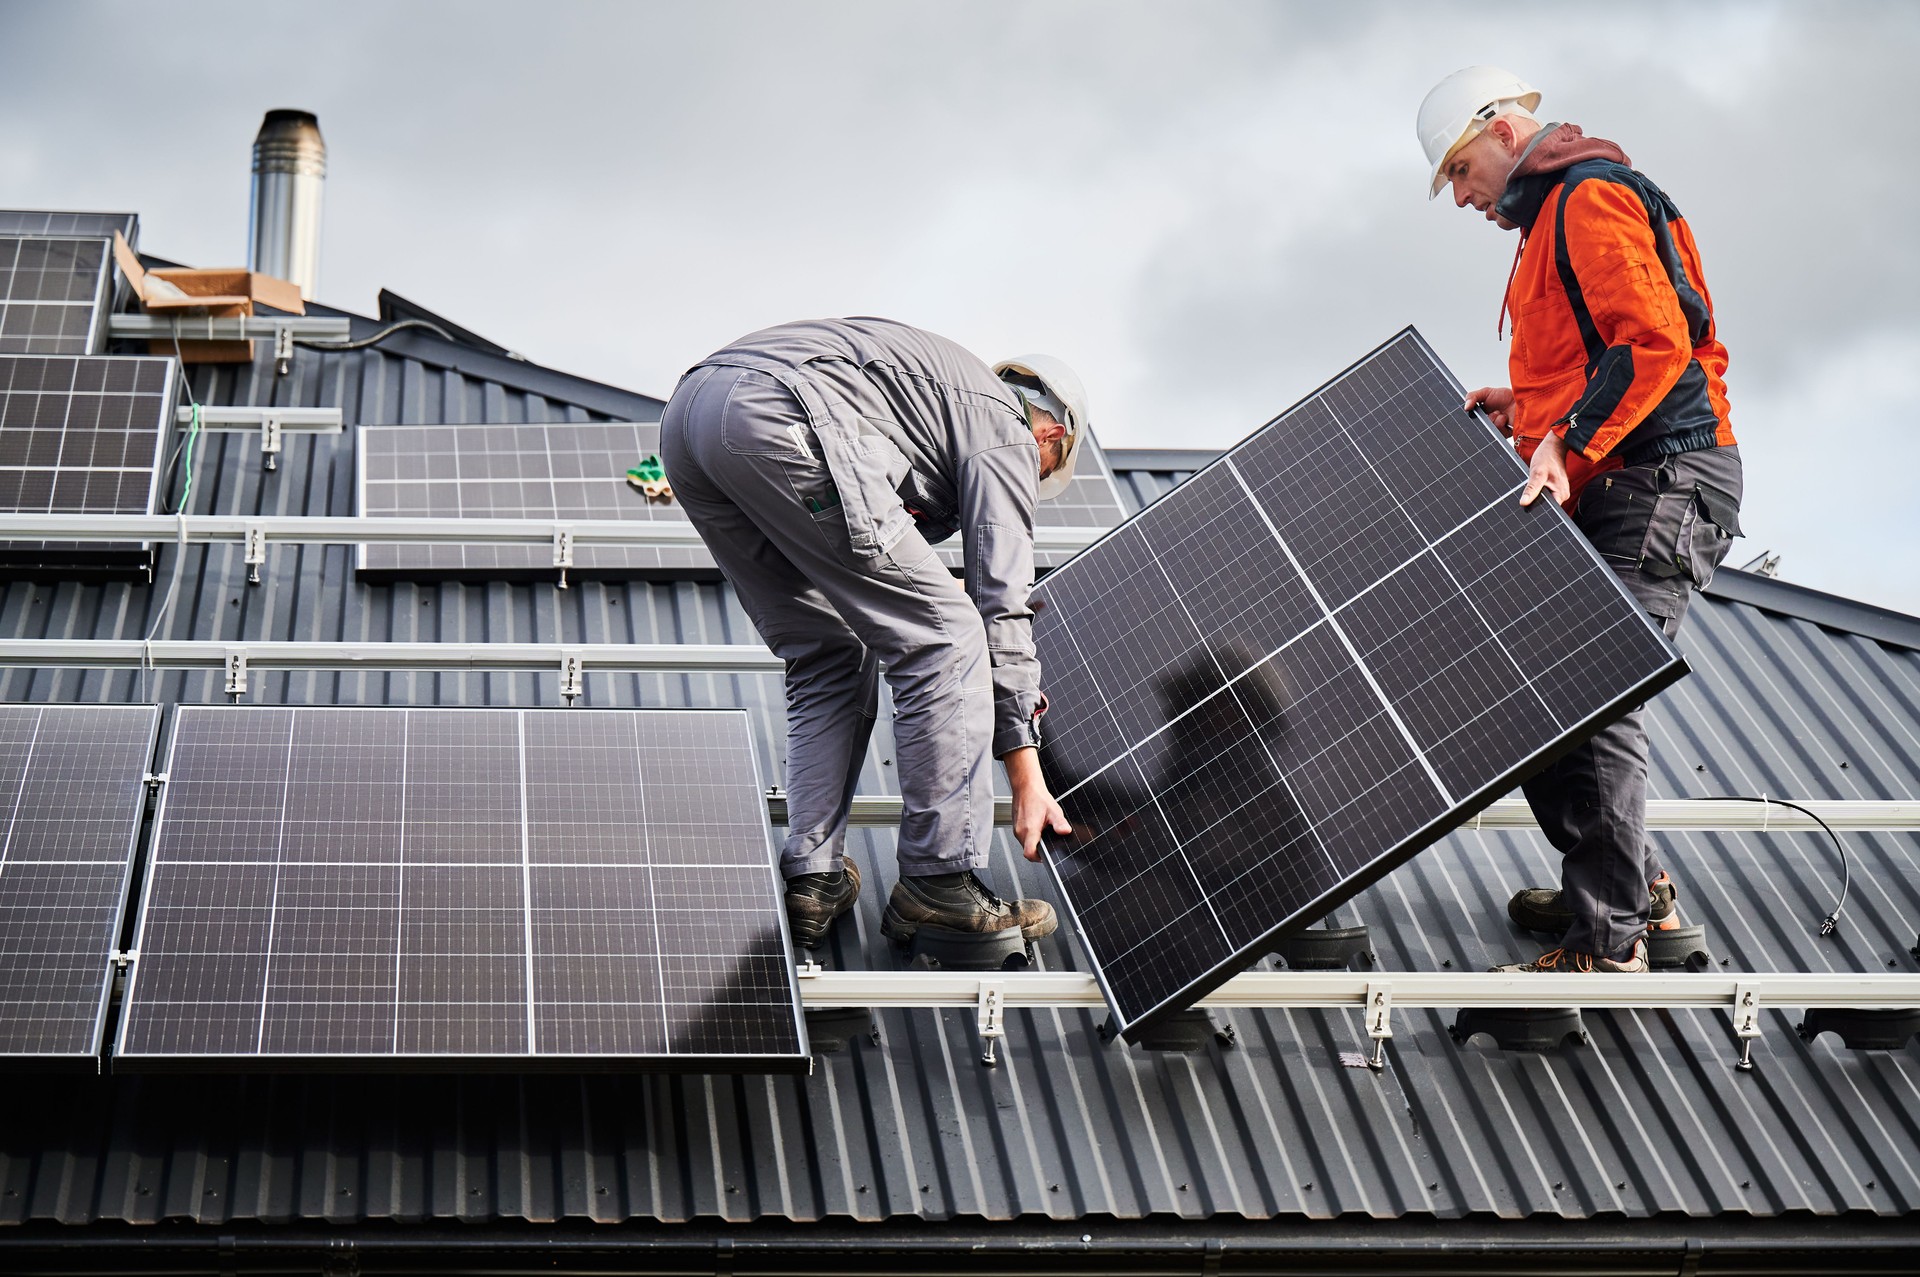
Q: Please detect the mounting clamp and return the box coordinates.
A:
[1732,981,1763,1072]
[259,416,283,471]
[552,526,575,589]
[976,981,1006,1067]
[244,523,268,585]
[273,324,295,376]
[558,649,585,704]
[142,772,168,794]
[1364,980,1394,1070]
[224,648,249,700]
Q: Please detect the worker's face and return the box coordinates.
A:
[1444,122,1522,230]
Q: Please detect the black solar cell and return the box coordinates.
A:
[1033,329,1685,1039]
[116,707,807,1070]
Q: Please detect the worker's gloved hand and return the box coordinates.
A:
[1520,430,1572,508]
[1463,385,1516,437]
[1002,746,1071,862]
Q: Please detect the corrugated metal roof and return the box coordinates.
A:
[0,329,1917,1254]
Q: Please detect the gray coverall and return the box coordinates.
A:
[657,318,1046,880]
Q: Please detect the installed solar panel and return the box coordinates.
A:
[116,707,807,1070]
[0,704,159,1066]
[356,419,1129,580]
[0,354,175,577]
[0,236,113,356]
[1033,328,1685,1039]
[0,211,138,242]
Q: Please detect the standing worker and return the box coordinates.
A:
[1417,68,1746,973]
[659,318,1079,950]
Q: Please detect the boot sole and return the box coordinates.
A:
[880,904,1055,945]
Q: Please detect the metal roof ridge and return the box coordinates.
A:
[1704,568,1920,652]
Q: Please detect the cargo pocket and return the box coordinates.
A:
[1574,467,1661,568]
[1673,481,1742,589]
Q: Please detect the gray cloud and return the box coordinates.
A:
[1,0,1915,610]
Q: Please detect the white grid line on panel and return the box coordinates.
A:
[516,711,538,1052]
[0,707,45,872]
[253,712,299,1053]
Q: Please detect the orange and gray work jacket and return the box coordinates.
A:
[1494,124,1737,485]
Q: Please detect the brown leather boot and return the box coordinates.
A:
[880,870,1057,943]
[784,859,861,950]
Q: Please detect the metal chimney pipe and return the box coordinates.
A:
[247,109,325,300]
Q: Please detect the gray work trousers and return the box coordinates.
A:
[658,364,995,880]
[1524,445,1744,959]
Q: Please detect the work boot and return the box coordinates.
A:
[880,870,1058,944]
[1507,872,1680,935]
[1491,938,1649,974]
[785,860,861,950]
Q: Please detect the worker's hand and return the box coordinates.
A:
[1520,431,1571,508]
[1464,386,1516,437]
[1002,746,1071,862]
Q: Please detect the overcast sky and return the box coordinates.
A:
[3,0,1915,612]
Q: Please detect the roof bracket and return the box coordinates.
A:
[259,416,283,472]
[244,523,267,586]
[558,649,584,704]
[552,526,574,589]
[142,771,168,793]
[976,981,1006,1068]
[1364,980,1393,1071]
[110,949,138,969]
[1732,980,1763,1072]
[224,648,249,700]
[273,324,294,377]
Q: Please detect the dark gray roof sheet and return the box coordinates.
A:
[0,333,1916,1245]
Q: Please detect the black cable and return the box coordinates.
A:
[1694,794,1850,937]
[292,317,459,351]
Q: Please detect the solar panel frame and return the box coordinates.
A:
[0,235,115,357]
[354,418,1130,581]
[114,706,809,1072]
[0,354,176,579]
[1033,327,1687,1041]
[0,703,161,1071]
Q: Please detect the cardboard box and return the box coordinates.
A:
[112,231,304,363]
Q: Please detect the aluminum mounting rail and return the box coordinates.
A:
[798,966,1920,1066]
[0,513,1105,554]
[0,639,783,674]
[772,794,1920,831]
[108,315,353,341]
[176,405,343,431]
[794,967,1920,1011]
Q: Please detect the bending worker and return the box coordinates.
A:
[1418,67,1745,973]
[659,318,1077,950]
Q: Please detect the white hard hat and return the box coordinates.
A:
[1416,66,1541,198]
[994,353,1089,501]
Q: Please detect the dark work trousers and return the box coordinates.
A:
[658,364,996,882]
[1523,445,1744,959]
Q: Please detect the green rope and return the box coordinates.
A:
[177,401,201,513]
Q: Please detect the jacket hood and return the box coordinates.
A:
[1494,123,1633,230]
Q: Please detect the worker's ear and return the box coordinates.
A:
[1487,116,1519,153]
[1033,418,1067,445]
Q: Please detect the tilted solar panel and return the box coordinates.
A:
[0,211,138,242]
[0,353,175,578]
[0,235,114,356]
[1033,329,1685,1039]
[0,704,159,1067]
[356,419,1129,580]
[115,707,807,1071]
